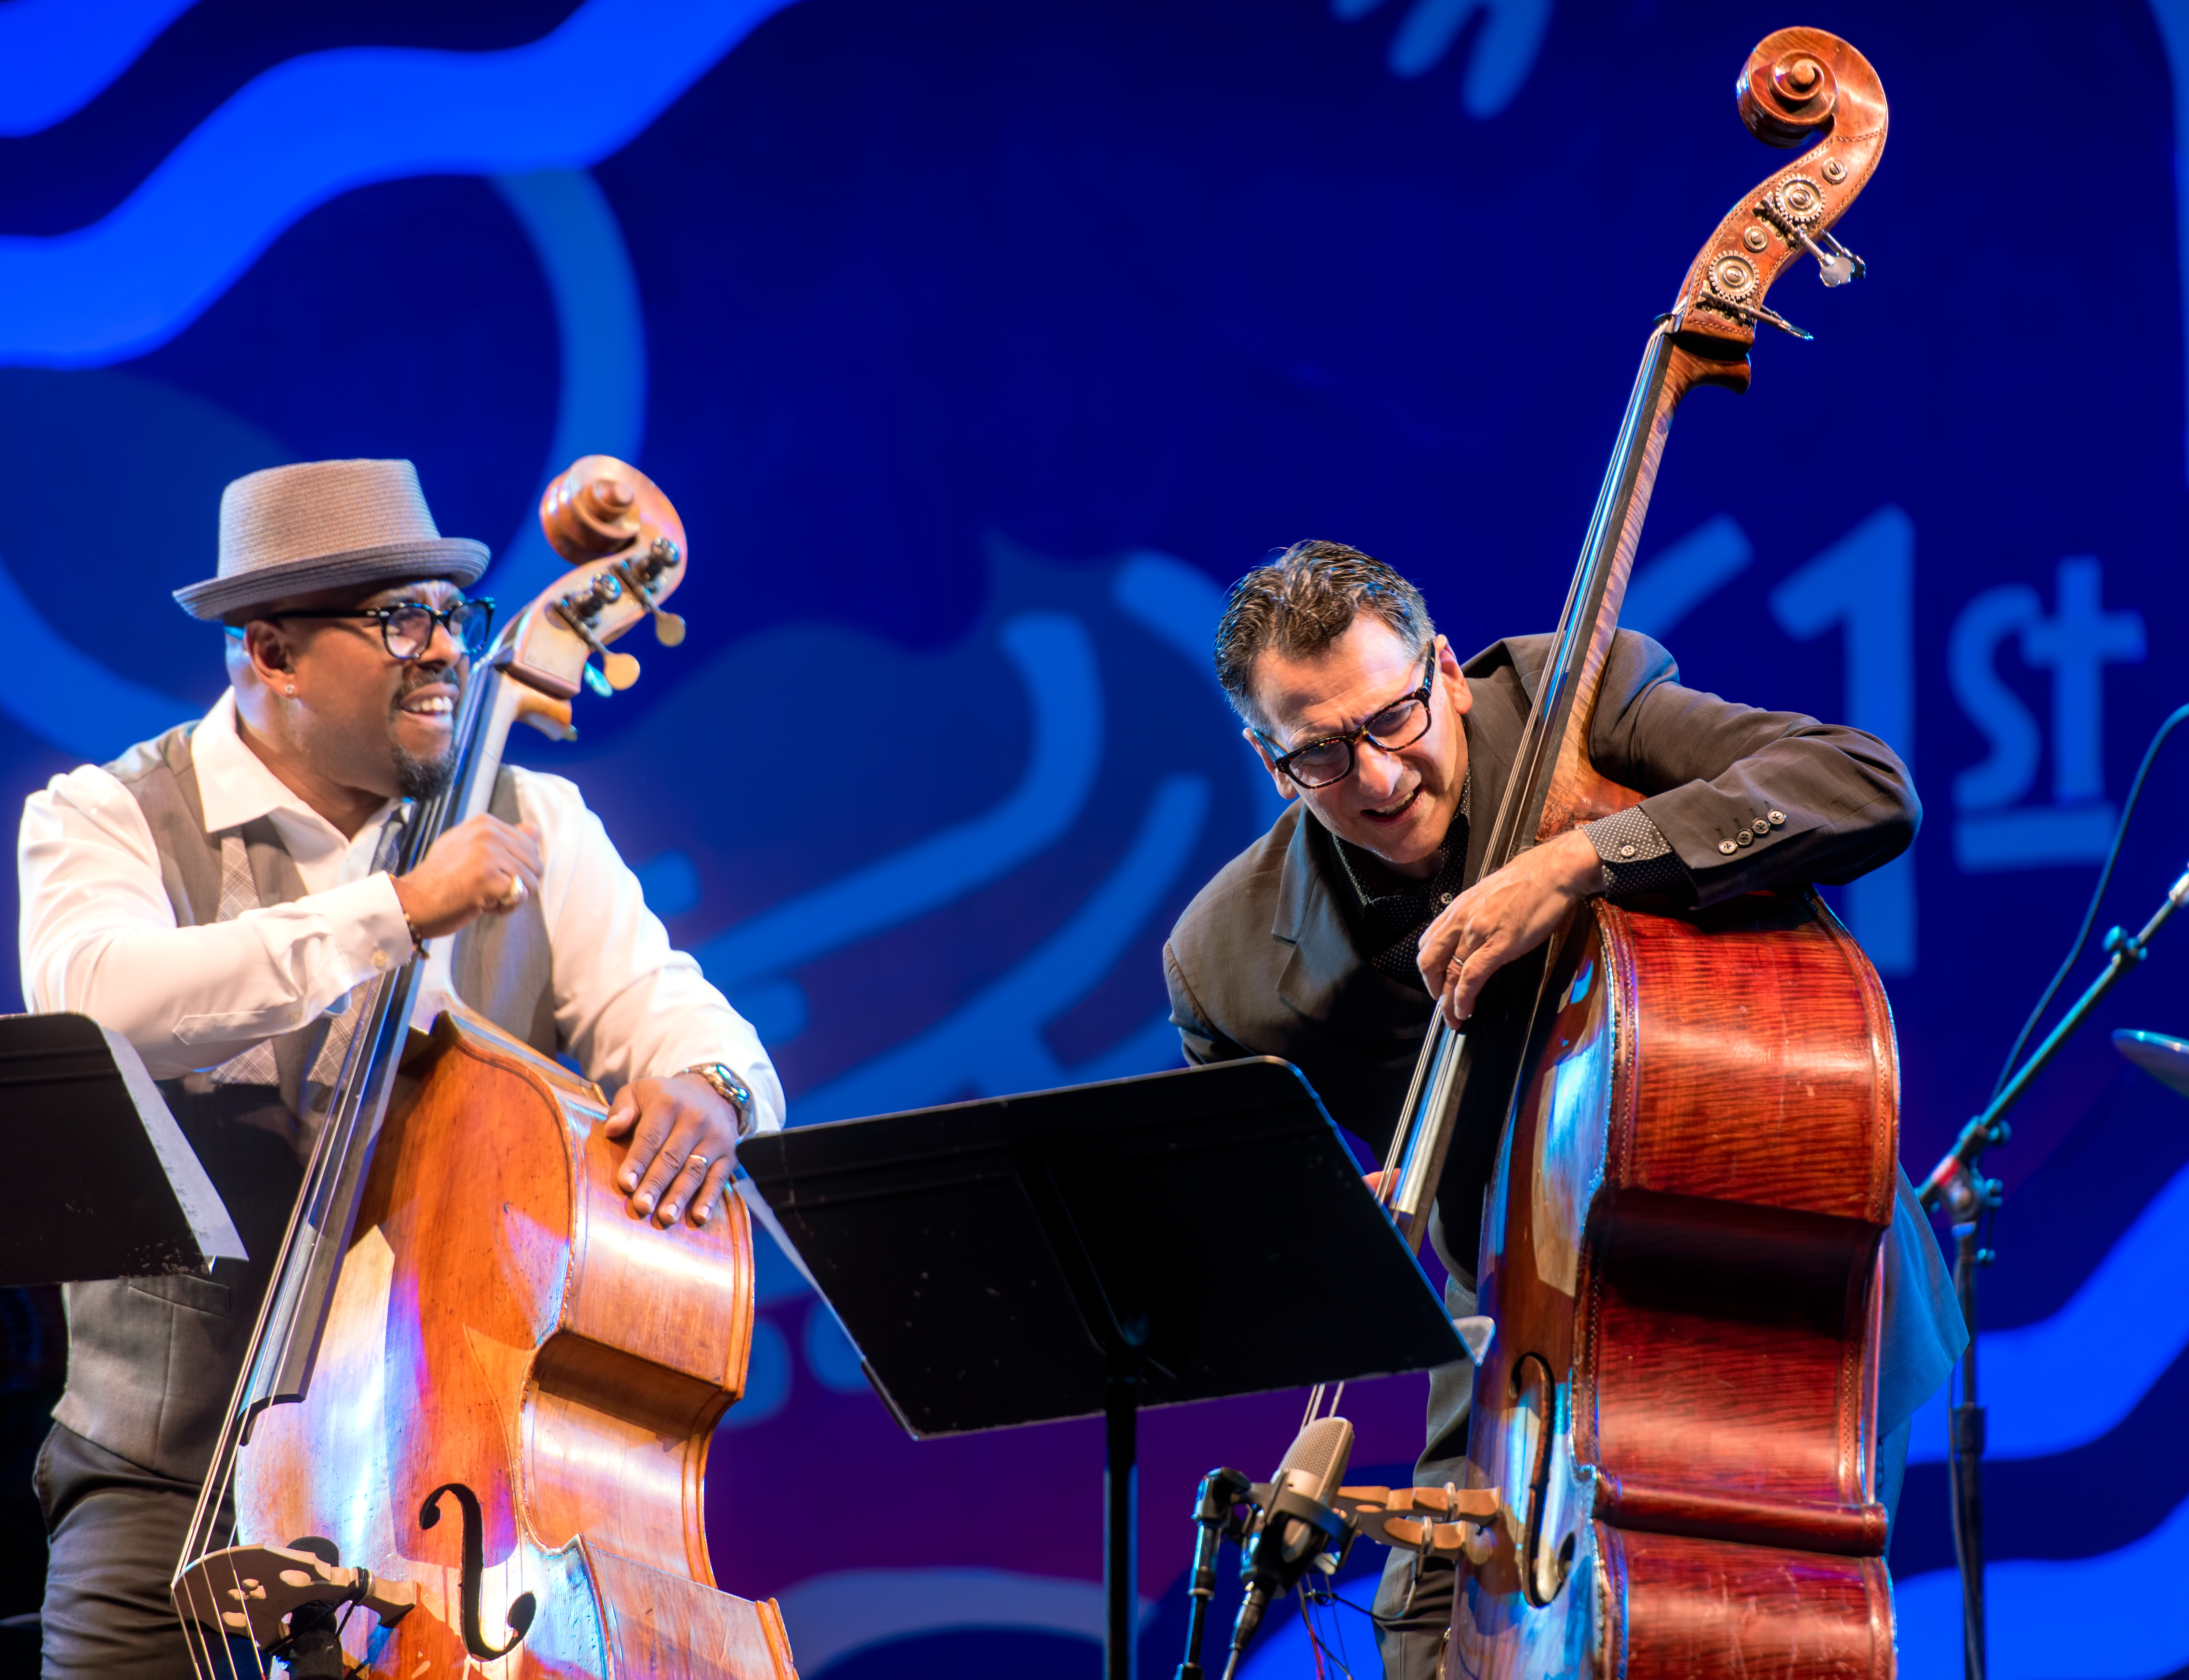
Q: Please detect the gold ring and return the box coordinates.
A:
[499,871,525,908]
[688,1155,710,1174]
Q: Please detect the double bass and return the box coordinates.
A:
[1372,28,1901,1680]
[169,460,798,1679]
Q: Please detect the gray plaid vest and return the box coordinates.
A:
[57,720,556,1481]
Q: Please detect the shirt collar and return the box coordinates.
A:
[191,689,397,843]
[1330,769,1472,914]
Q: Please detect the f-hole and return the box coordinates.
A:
[419,1482,537,1660]
[1508,1354,1568,1607]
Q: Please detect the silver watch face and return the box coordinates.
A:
[711,1063,752,1107]
[690,1062,753,1125]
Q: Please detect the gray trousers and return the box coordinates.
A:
[1367,1282,1918,1680]
[36,1423,252,1680]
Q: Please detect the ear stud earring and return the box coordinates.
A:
[285,683,296,697]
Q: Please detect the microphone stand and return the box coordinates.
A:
[1917,859,2189,1680]
[1175,1468,1250,1680]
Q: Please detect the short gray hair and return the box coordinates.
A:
[1214,540,1436,728]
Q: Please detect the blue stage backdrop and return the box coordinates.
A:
[3,3,2185,1675]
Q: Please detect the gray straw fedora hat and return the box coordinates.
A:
[174,459,490,622]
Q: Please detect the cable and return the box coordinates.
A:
[1939,701,2189,1680]
[1302,1584,1329,1680]
[1987,704,2189,1102]
[1326,1574,1360,1680]
[1306,1584,1408,1632]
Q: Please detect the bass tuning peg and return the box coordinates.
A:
[553,599,640,691]
[612,559,686,646]
[1803,227,1865,288]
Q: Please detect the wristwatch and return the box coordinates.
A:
[680,1062,757,1140]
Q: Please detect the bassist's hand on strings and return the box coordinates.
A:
[1417,827,1601,1028]
[607,1075,741,1228]
[391,815,543,939]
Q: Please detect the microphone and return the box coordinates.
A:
[1222,1415,1354,1679]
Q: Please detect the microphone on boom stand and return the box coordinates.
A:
[1221,1414,1355,1680]
[1911,701,2189,1680]
[2113,1028,2189,1098]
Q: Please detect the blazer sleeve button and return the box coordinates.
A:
[1718,839,1737,855]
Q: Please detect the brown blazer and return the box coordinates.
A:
[1163,627,1918,1263]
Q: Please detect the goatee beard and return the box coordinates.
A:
[393,742,456,802]
[391,667,460,801]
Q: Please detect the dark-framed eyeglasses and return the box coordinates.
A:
[1257,648,1437,789]
[259,599,496,663]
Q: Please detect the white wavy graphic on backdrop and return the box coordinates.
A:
[0,0,798,367]
[0,166,644,758]
[1909,1156,2189,1464]
[1897,1491,2189,1680]
[0,0,200,137]
[11,5,2177,1669]
[793,773,1209,1123]
[485,169,648,600]
[696,615,1104,996]
[1329,0,1552,116]
[775,1568,1152,1674]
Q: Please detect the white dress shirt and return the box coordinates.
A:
[17,690,783,1130]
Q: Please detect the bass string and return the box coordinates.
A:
[177,1513,265,1680]
[232,669,457,1417]
[174,521,658,1672]
[1378,333,1682,1246]
[172,656,501,1673]
[1298,1381,1350,1431]
[177,1557,216,1679]
[230,1522,272,1680]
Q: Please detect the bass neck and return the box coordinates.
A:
[1478,321,1745,874]
[400,656,520,867]
[177,453,689,1638]
[1376,320,1746,1249]
[180,648,518,1567]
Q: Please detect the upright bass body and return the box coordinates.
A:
[1454,893,1899,1679]
[234,1008,797,1677]
[1351,26,1905,1679]
[173,459,796,1677]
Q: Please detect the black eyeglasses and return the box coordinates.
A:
[259,599,496,663]
[1257,649,1437,788]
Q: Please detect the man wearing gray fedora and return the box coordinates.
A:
[16,459,780,1677]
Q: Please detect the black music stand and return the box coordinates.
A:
[0,1013,245,1283]
[738,1056,1465,1680]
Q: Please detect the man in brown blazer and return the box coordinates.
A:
[1163,540,1963,1680]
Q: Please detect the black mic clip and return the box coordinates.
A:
[1218,1485,1360,1679]
[1239,1484,1357,1583]
[1175,1469,1254,1680]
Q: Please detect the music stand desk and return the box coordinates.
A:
[0,1013,244,1286]
[739,1057,1463,1680]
